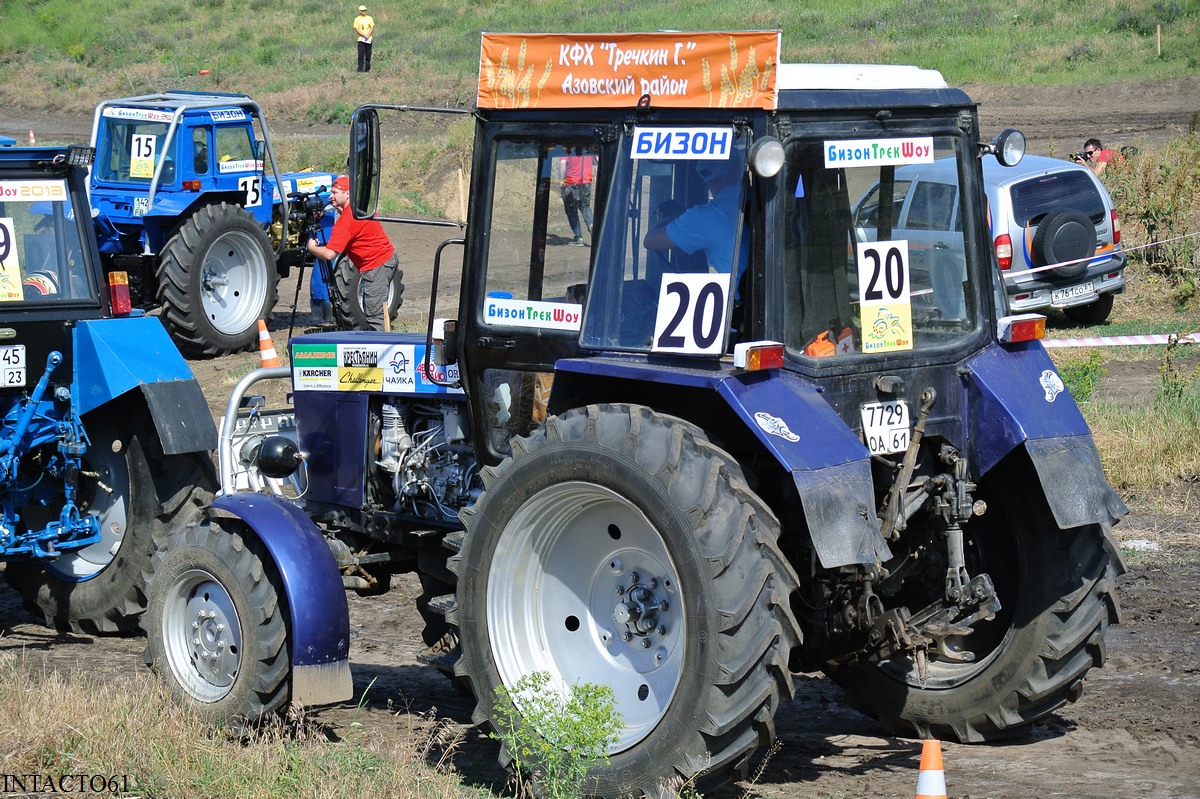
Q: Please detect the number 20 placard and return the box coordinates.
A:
[652,273,730,356]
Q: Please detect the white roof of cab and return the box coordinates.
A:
[777,63,949,91]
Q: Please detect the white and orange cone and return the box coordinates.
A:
[914,739,947,799]
[257,320,281,367]
[28,129,36,145]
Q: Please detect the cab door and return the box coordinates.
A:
[459,128,604,463]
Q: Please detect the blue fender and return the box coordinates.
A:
[965,341,1128,528]
[715,369,889,568]
[72,317,216,454]
[212,492,353,706]
[554,359,887,569]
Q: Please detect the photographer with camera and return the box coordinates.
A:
[307,175,398,331]
[1072,138,1115,177]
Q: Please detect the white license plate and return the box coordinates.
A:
[1051,281,1096,304]
[861,399,910,455]
[133,196,151,216]
[1,344,26,387]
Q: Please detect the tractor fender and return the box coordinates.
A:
[965,341,1128,528]
[714,368,889,568]
[552,359,887,569]
[72,317,217,454]
[211,493,353,706]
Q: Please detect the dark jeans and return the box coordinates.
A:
[357,41,372,72]
[561,183,593,238]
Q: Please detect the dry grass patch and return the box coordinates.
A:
[0,651,481,799]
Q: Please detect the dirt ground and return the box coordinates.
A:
[3,79,1200,798]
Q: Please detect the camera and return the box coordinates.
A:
[1071,151,1089,163]
[288,190,329,237]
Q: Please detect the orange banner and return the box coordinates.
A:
[478,31,781,111]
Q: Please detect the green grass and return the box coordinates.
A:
[2,0,1197,121]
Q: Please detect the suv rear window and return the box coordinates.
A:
[1010,171,1104,226]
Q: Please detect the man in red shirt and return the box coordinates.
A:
[307,175,398,330]
[1075,138,1116,177]
[556,150,595,246]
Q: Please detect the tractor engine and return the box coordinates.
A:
[369,398,481,523]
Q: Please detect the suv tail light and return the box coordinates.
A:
[994,233,1013,271]
[1111,208,1121,245]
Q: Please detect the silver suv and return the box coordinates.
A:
[853,153,1125,324]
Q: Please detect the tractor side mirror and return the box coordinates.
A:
[348,107,381,219]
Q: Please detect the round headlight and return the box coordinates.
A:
[749,137,785,178]
[992,128,1026,167]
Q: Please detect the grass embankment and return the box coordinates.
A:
[4,1,1198,212]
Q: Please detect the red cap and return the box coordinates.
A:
[332,175,349,192]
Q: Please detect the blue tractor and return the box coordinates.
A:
[88,91,403,356]
[143,33,1128,796]
[0,142,217,633]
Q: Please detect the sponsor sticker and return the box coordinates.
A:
[484,297,583,332]
[218,159,262,174]
[824,137,935,168]
[1040,369,1065,402]
[290,342,463,394]
[102,107,176,123]
[754,412,799,442]
[0,180,68,202]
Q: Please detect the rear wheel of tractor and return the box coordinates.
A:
[455,404,801,797]
[1063,292,1115,325]
[1031,209,1096,278]
[828,478,1122,742]
[158,203,278,357]
[331,255,405,330]
[5,417,215,634]
[143,518,290,725]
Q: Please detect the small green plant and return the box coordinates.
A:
[1057,350,1107,403]
[490,671,621,799]
[1157,337,1199,403]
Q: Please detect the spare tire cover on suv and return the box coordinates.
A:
[1031,209,1096,278]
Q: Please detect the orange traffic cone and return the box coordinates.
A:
[28,130,36,145]
[914,739,947,799]
[257,320,281,367]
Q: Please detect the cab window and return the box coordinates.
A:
[96,117,177,184]
[0,180,96,304]
[783,135,978,360]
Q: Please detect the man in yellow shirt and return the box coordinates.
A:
[354,5,375,73]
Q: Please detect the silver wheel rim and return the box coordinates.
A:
[46,431,130,581]
[161,568,244,703]
[200,230,269,335]
[487,482,683,752]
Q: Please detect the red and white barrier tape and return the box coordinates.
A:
[1043,331,1200,348]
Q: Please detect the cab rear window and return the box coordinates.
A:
[1010,172,1104,226]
